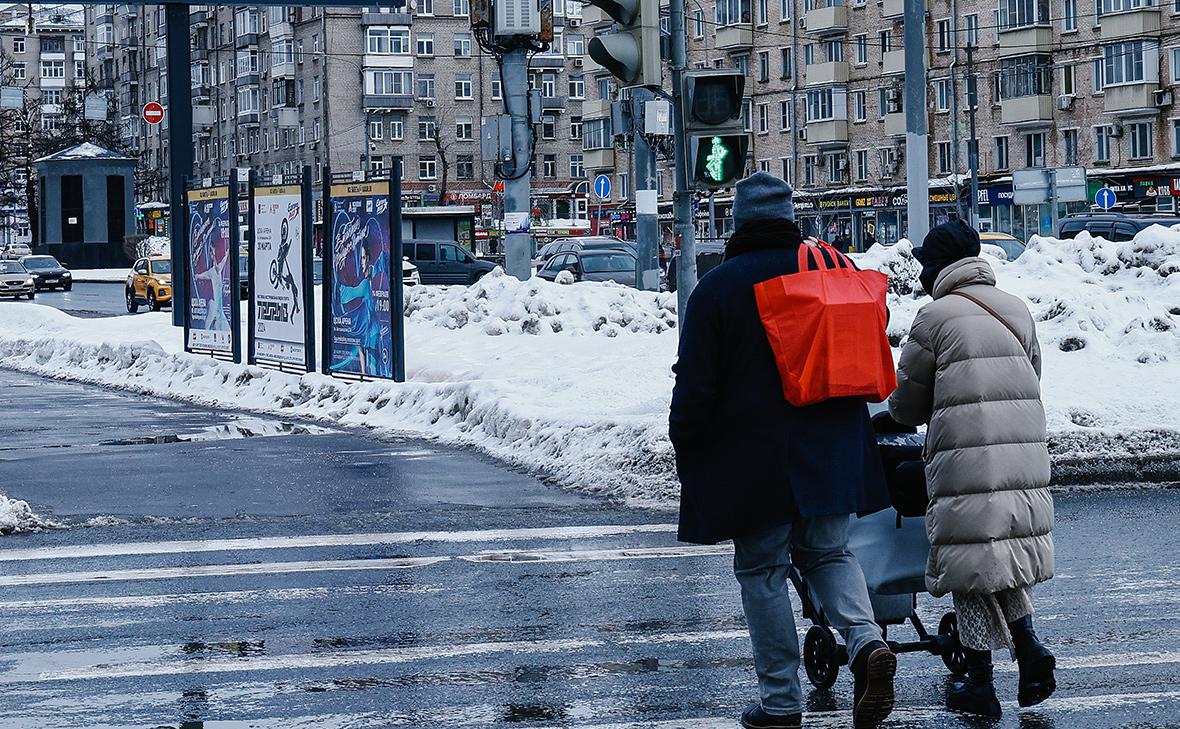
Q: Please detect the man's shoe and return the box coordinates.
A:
[851,641,897,728]
[1009,615,1057,707]
[740,705,802,729]
[947,648,1003,718]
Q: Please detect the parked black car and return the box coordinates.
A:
[1058,213,1180,242]
[666,241,725,293]
[19,255,72,291]
[535,249,638,287]
[406,240,495,285]
[533,237,638,268]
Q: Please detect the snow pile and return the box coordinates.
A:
[403,267,678,336]
[0,492,57,534]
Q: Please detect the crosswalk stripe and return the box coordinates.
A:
[0,523,680,562]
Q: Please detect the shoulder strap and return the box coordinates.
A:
[948,290,1024,346]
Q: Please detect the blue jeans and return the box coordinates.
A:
[733,515,883,715]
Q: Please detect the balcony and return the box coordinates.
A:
[532,54,567,69]
[1000,95,1054,126]
[997,26,1053,58]
[362,11,413,25]
[715,23,754,51]
[583,148,615,170]
[541,96,566,111]
[235,72,260,87]
[805,119,849,146]
[39,77,66,89]
[273,106,299,128]
[805,5,848,36]
[806,61,848,86]
[236,33,258,49]
[1104,83,1158,116]
[192,47,209,62]
[271,60,296,78]
[881,0,906,18]
[96,12,113,25]
[362,93,414,110]
[96,44,114,61]
[1099,7,1160,41]
[884,112,906,137]
[237,111,260,125]
[581,97,611,119]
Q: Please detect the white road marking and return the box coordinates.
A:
[0,556,448,587]
[0,524,679,562]
[461,545,733,563]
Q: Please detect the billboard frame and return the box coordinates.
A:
[182,177,241,363]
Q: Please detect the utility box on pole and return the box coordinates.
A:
[495,0,541,36]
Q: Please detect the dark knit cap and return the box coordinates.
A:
[914,219,981,294]
[732,172,795,231]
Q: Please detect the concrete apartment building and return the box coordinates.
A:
[85,2,590,232]
[0,4,87,245]
[585,0,1180,246]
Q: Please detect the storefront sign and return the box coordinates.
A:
[978,186,1015,206]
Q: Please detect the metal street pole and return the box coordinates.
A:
[164,4,192,328]
[949,0,964,220]
[903,0,929,245]
[633,89,659,291]
[669,0,697,320]
[966,44,981,228]
[502,47,532,281]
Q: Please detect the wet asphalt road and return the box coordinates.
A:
[22,281,134,318]
[2,369,1179,729]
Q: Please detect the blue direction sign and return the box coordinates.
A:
[1095,186,1117,211]
[593,174,611,200]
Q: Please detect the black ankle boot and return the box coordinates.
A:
[947,648,1002,718]
[1009,615,1057,707]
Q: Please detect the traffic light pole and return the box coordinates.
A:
[904,0,929,246]
[165,4,192,328]
[503,47,533,281]
[633,89,659,291]
[669,0,697,319]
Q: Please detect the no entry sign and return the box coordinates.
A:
[142,101,165,125]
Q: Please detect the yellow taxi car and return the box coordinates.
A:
[126,255,173,312]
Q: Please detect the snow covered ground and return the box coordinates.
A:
[1,229,1178,533]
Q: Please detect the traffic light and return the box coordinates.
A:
[586,0,661,88]
[682,70,749,189]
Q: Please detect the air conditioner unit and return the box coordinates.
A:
[1155,89,1173,107]
[798,127,807,140]
[837,157,848,171]
[425,98,436,107]
[573,57,583,68]
[428,184,437,192]
[799,16,806,28]
[568,18,579,26]
[1056,94,1074,111]
[884,161,898,177]
[1109,122,1124,138]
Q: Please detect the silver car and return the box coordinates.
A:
[0,260,35,299]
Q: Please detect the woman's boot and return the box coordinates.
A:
[947,648,1002,718]
[1009,615,1056,707]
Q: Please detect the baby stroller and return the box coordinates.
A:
[791,405,969,690]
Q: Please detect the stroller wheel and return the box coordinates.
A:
[803,625,841,690]
[938,611,969,677]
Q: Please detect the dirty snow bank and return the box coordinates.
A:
[404,268,678,336]
[0,492,58,534]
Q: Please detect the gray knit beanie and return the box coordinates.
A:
[732,172,795,230]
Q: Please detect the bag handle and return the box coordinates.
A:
[797,242,854,272]
[948,291,1023,345]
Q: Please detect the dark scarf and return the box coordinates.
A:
[723,218,804,262]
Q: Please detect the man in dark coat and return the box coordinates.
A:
[670,172,895,729]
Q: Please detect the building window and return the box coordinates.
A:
[805,87,845,121]
[418,116,436,141]
[540,73,557,97]
[456,116,474,140]
[999,55,1051,98]
[1062,64,1076,95]
[825,40,842,63]
[541,116,557,139]
[803,44,815,66]
[781,48,792,78]
[937,141,952,174]
[454,73,473,99]
[1062,0,1077,31]
[935,79,952,111]
[854,35,868,65]
[419,156,437,180]
[568,74,585,98]
[12,62,25,80]
[12,37,24,53]
[235,8,260,35]
[879,29,893,54]
[369,70,413,95]
[417,33,434,56]
[998,0,1050,30]
[571,116,583,140]
[457,154,474,179]
[1128,121,1152,159]
[453,33,472,57]
[852,90,866,121]
[1024,131,1046,167]
[543,154,557,178]
[454,0,470,16]
[369,120,384,140]
[419,0,434,14]
[758,103,769,133]
[803,155,817,187]
[40,60,65,79]
[1104,41,1146,85]
[583,117,612,149]
[237,86,260,114]
[491,77,502,99]
[693,10,705,37]
[854,149,869,181]
[781,157,793,184]
[1172,48,1180,83]
[780,100,791,129]
[714,0,750,27]
[965,14,980,47]
[994,135,1010,170]
[781,0,791,21]
[1093,58,1106,92]
[367,28,410,54]
[1171,119,1180,158]
[570,154,585,179]
[758,51,770,82]
[1104,0,1154,12]
[756,0,768,24]
[1094,125,1112,162]
[1063,128,1079,165]
[936,18,953,53]
[389,117,403,140]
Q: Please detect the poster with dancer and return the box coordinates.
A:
[253,185,306,365]
[328,181,392,379]
[186,186,234,353]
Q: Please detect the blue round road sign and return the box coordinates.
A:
[1095,187,1117,211]
[593,174,611,200]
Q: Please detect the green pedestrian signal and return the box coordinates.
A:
[682,70,749,189]
[705,136,728,183]
[690,134,748,189]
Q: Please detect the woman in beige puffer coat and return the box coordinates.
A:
[888,220,1055,718]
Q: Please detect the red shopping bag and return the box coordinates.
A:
[754,243,896,407]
